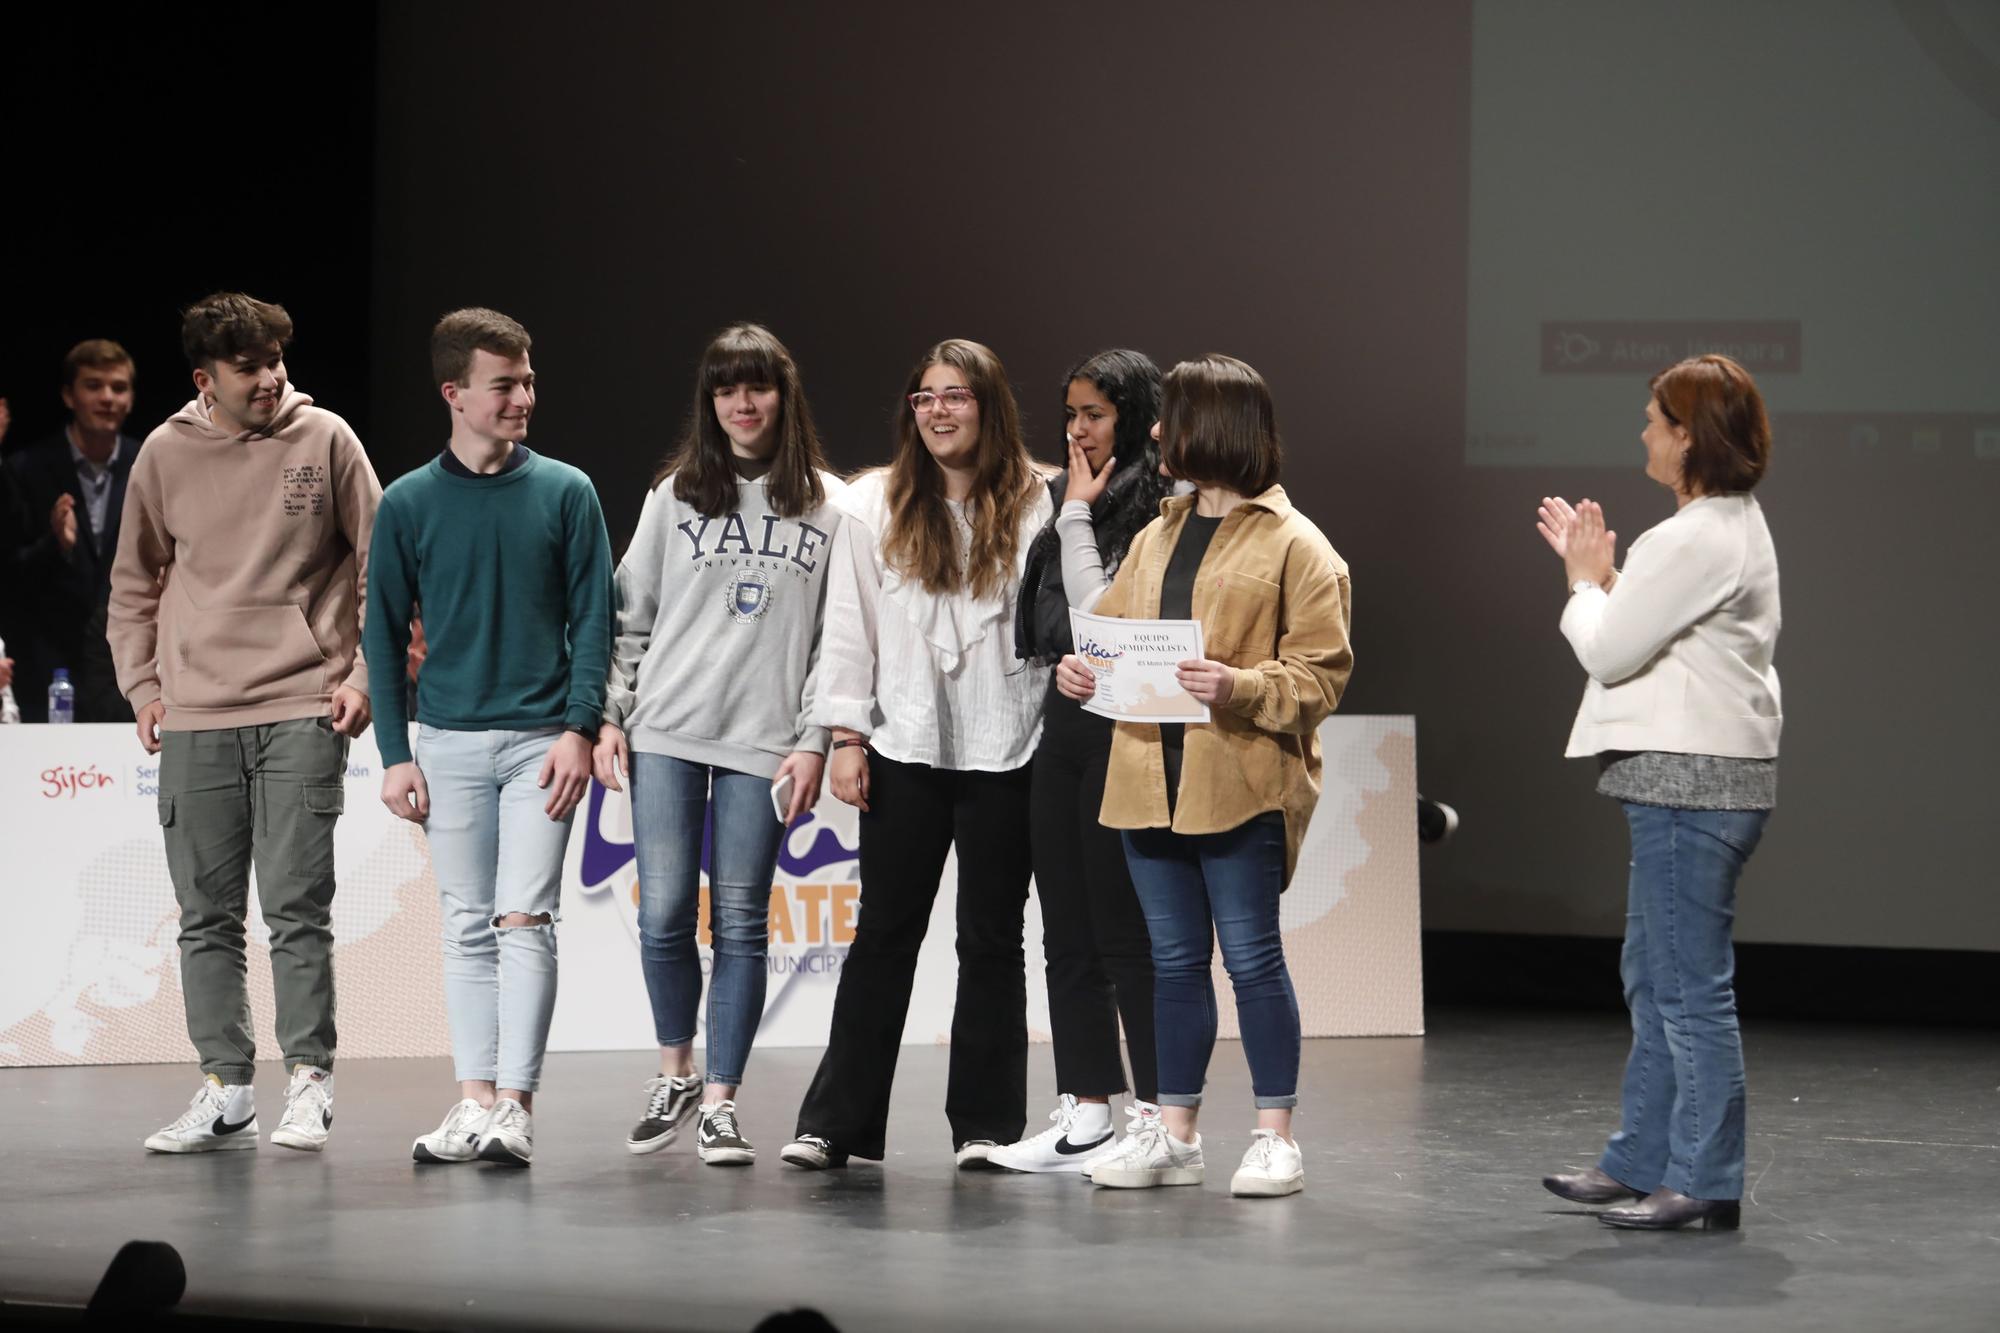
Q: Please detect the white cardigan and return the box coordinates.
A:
[1561,494,1781,759]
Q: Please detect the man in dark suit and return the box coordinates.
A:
[6,339,144,721]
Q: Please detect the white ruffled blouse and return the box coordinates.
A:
[810,469,1051,771]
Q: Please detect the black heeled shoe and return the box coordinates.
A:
[1542,1165,1644,1205]
[1599,1188,1741,1231]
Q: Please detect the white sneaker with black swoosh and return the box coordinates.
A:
[988,1095,1116,1174]
[144,1077,258,1153]
[270,1065,334,1152]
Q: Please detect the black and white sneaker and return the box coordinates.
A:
[988,1095,1115,1174]
[144,1078,258,1153]
[1418,797,1459,844]
[626,1073,702,1155]
[696,1100,756,1166]
[270,1065,334,1152]
[954,1139,1004,1170]
[779,1134,848,1170]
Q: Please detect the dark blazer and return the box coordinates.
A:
[5,430,142,720]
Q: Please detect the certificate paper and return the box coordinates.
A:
[1068,609,1211,724]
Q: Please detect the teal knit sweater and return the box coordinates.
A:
[364,450,613,767]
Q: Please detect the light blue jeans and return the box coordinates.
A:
[1601,803,1770,1201]
[416,725,576,1092]
[629,752,785,1086]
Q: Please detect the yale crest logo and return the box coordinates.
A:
[729,571,773,623]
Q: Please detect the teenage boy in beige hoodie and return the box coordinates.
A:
[108,292,382,1154]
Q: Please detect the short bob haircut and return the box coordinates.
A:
[1650,354,1771,495]
[1157,354,1281,496]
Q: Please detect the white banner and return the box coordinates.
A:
[1,718,1422,1067]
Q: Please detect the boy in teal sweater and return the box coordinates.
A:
[365,308,612,1167]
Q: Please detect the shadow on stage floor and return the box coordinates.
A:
[3,1009,1995,1332]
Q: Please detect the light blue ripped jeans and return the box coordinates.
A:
[415,725,577,1091]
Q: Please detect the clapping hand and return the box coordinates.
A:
[1537,496,1617,589]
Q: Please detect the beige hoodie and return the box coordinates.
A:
[109,386,382,730]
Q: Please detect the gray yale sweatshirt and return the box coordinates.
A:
[604,471,845,778]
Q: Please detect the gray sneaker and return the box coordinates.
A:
[695,1100,756,1166]
[626,1074,701,1155]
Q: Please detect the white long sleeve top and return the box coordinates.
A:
[811,469,1052,771]
[1561,493,1781,759]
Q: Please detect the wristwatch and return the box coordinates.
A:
[567,723,597,741]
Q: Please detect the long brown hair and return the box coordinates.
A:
[656,323,830,518]
[880,339,1039,599]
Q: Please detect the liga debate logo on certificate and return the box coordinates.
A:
[1069,608,1211,724]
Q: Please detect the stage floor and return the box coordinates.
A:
[3,1010,1995,1332]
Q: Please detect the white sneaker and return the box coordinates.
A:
[988,1095,1117,1174]
[144,1077,258,1153]
[270,1066,334,1152]
[1088,1118,1203,1189]
[412,1098,488,1164]
[1230,1128,1305,1197]
[1079,1101,1163,1181]
[477,1098,533,1167]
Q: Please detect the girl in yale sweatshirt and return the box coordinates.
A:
[595,324,843,1165]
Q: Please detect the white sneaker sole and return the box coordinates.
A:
[144,1128,259,1154]
[478,1136,532,1168]
[270,1127,328,1152]
[778,1145,840,1170]
[1092,1164,1204,1188]
[1230,1171,1304,1197]
[698,1144,756,1166]
[988,1147,1103,1174]
[411,1140,478,1164]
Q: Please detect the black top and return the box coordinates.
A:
[438,443,529,478]
[1159,512,1224,809]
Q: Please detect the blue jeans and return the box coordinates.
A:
[415,726,574,1092]
[630,752,785,1087]
[1601,803,1770,1201]
[1122,813,1300,1110]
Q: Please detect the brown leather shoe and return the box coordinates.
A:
[1599,1187,1741,1231]
[1542,1165,1645,1204]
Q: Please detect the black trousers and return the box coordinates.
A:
[1030,684,1159,1102]
[795,753,1031,1158]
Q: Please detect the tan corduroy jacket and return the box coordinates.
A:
[1092,484,1353,886]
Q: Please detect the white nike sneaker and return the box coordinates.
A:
[477,1098,534,1167]
[1088,1118,1203,1189]
[144,1078,258,1153]
[1079,1101,1163,1181]
[1229,1129,1305,1197]
[412,1098,488,1164]
[988,1095,1117,1174]
[270,1066,334,1152]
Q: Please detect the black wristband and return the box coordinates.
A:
[831,737,868,751]
[567,723,597,741]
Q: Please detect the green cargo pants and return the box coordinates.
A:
[157,717,348,1084]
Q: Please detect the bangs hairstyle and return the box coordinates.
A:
[658,323,831,519]
[1650,354,1771,495]
[181,292,293,370]
[1158,354,1281,496]
[883,338,1039,598]
[431,307,532,387]
[63,338,134,389]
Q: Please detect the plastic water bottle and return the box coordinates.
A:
[48,668,76,724]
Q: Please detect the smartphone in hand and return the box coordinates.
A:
[770,771,796,823]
